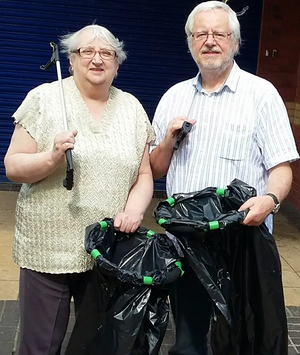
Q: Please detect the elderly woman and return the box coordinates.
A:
[4,24,154,355]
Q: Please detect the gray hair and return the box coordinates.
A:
[185,1,241,53]
[60,24,127,64]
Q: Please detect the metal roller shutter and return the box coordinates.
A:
[0,0,262,188]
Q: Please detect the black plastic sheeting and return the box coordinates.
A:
[66,219,182,355]
[153,179,288,355]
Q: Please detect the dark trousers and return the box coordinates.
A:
[168,262,212,355]
[18,268,92,355]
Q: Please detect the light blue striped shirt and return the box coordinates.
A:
[151,62,299,231]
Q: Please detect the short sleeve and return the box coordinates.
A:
[149,92,169,153]
[256,86,299,169]
[135,99,155,148]
[145,117,155,144]
[13,86,42,141]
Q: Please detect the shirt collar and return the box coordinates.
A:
[192,60,241,94]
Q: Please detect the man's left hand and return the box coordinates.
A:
[239,195,275,226]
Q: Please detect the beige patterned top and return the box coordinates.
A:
[12,76,155,273]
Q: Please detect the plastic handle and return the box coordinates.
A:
[63,149,74,190]
[174,121,192,150]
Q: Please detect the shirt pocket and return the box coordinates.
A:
[217,123,252,161]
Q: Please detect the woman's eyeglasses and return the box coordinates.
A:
[71,47,117,60]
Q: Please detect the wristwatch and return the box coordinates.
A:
[265,193,281,214]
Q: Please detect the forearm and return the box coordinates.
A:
[4,151,59,184]
[266,162,293,202]
[124,172,154,218]
[150,138,174,179]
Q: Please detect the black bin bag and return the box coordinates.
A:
[65,218,183,355]
[153,179,288,355]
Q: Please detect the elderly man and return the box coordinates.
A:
[150,1,299,354]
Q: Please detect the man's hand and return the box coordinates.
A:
[150,117,196,179]
[239,195,275,226]
[163,117,196,149]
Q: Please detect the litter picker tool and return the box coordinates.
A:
[174,121,192,150]
[40,42,74,190]
[173,89,197,150]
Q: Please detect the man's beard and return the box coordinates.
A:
[193,46,236,75]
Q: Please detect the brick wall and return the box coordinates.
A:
[257,0,300,210]
[296,59,300,103]
[290,125,300,210]
[257,0,300,100]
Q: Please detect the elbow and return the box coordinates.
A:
[5,165,23,183]
[149,155,165,180]
[151,164,167,180]
[5,159,28,184]
[5,169,20,183]
[150,162,168,180]
[152,170,164,180]
[6,171,33,184]
[4,157,15,182]
[149,148,170,180]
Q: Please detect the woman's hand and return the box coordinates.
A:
[114,210,143,233]
[51,129,78,165]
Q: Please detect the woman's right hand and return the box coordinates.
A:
[51,130,78,165]
[4,125,78,184]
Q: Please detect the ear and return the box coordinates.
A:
[234,42,239,55]
[69,56,74,67]
[115,65,119,78]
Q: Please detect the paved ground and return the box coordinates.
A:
[1,301,300,354]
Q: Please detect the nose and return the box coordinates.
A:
[92,52,103,63]
[205,34,217,45]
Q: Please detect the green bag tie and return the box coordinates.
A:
[165,197,175,206]
[143,276,153,285]
[99,221,108,230]
[91,249,101,260]
[209,221,220,230]
[158,218,167,225]
[147,230,155,237]
[216,188,225,197]
[175,261,185,276]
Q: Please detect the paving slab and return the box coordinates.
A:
[1,302,300,354]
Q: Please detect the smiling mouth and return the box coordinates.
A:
[202,51,220,55]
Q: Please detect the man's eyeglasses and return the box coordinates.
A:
[71,47,117,60]
[191,32,232,42]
